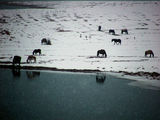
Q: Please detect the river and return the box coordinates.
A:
[0,68,160,120]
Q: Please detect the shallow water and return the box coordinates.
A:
[0,68,160,120]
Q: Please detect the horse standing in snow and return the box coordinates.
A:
[27,55,36,63]
[145,50,154,58]
[41,38,51,45]
[12,56,21,67]
[109,29,115,35]
[33,49,41,55]
[97,49,107,58]
[98,26,101,31]
[121,29,128,34]
[111,39,121,45]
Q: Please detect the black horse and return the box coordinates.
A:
[111,39,121,45]
[33,49,41,55]
[98,26,101,31]
[109,29,115,35]
[41,38,51,45]
[145,50,154,58]
[121,29,128,34]
[12,56,21,67]
[97,49,107,58]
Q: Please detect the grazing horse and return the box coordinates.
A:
[27,55,36,63]
[41,38,47,44]
[145,50,154,58]
[97,49,107,58]
[33,49,41,55]
[109,29,115,35]
[121,29,128,34]
[12,56,21,66]
[41,38,51,45]
[111,39,121,45]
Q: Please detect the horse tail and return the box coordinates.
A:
[32,51,34,55]
[97,51,99,57]
[104,52,107,58]
[152,52,154,57]
[145,51,147,57]
[26,58,29,63]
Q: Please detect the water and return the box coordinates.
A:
[0,68,160,120]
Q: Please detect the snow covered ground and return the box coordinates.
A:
[0,1,160,77]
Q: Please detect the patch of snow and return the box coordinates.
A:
[0,1,160,80]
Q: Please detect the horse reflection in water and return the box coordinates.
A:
[96,73,106,84]
[26,71,40,79]
[12,68,21,77]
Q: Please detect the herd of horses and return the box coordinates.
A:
[12,28,155,67]
[12,38,48,67]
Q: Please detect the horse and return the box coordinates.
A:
[121,29,128,34]
[109,29,115,35]
[98,26,101,31]
[27,55,36,63]
[111,39,121,45]
[145,50,154,58]
[41,38,47,44]
[41,38,51,45]
[33,49,41,55]
[12,56,21,67]
[97,49,107,58]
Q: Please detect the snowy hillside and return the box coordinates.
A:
[0,1,160,75]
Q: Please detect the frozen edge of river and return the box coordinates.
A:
[1,64,160,90]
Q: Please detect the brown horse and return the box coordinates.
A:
[97,49,107,58]
[12,56,21,66]
[27,55,36,63]
[145,50,154,58]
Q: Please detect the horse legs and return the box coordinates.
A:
[104,53,107,58]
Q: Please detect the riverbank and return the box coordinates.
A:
[1,64,160,81]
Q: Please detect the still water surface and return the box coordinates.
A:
[0,68,160,120]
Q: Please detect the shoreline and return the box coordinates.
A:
[1,64,160,80]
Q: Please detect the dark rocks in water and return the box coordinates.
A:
[119,71,160,80]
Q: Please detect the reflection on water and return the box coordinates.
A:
[0,68,160,120]
[96,73,106,84]
[26,71,40,79]
[12,67,21,77]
